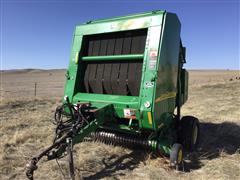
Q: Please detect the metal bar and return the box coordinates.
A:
[81,54,144,61]
[66,138,75,180]
[85,10,164,24]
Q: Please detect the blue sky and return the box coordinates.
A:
[0,0,239,70]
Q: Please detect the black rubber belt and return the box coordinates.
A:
[118,35,132,95]
[135,62,143,95]
[83,29,147,95]
[129,34,146,95]
[84,40,94,92]
[103,38,115,94]
[128,62,138,96]
[94,62,104,94]
[117,62,128,95]
[94,39,108,94]
[84,64,90,93]
[111,38,123,94]
[88,40,100,93]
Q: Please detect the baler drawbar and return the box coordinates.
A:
[26,10,199,179]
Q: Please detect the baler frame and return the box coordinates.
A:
[26,10,199,179]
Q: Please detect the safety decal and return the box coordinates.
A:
[123,109,136,119]
[149,50,158,70]
[149,50,158,60]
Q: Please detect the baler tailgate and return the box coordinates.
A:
[81,28,147,96]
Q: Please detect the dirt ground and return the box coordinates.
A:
[0,69,240,180]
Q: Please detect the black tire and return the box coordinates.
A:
[179,116,199,151]
[170,143,183,170]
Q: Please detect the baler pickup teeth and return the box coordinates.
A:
[89,130,157,151]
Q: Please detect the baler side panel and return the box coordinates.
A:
[139,25,164,130]
[63,34,83,101]
[154,13,181,129]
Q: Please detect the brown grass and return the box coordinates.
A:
[0,69,239,180]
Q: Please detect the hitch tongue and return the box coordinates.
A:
[26,158,38,180]
[66,137,75,180]
[25,101,108,179]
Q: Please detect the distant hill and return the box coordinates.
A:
[0,69,66,74]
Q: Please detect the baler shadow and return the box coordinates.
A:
[83,121,240,178]
[184,121,240,171]
[83,150,148,180]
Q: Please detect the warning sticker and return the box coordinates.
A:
[149,60,157,70]
[149,50,158,60]
[123,109,136,119]
[149,50,158,70]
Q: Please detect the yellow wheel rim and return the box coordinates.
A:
[192,125,198,145]
[177,149,183,164]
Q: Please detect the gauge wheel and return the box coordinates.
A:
[179,116,200,151]
[170,143,184,170]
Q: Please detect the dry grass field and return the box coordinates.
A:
[0,69,240,180]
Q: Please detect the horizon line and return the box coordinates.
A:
[1,68,239,72]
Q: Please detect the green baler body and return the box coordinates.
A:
[63,10,188,134]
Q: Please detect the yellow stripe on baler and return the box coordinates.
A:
[75,52,79,64]
[155,92,176,103]
[147,112,153,125]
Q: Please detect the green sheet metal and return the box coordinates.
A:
[81,54,143,61]
[63,10,188,134]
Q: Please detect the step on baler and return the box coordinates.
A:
[26,10,199,179]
